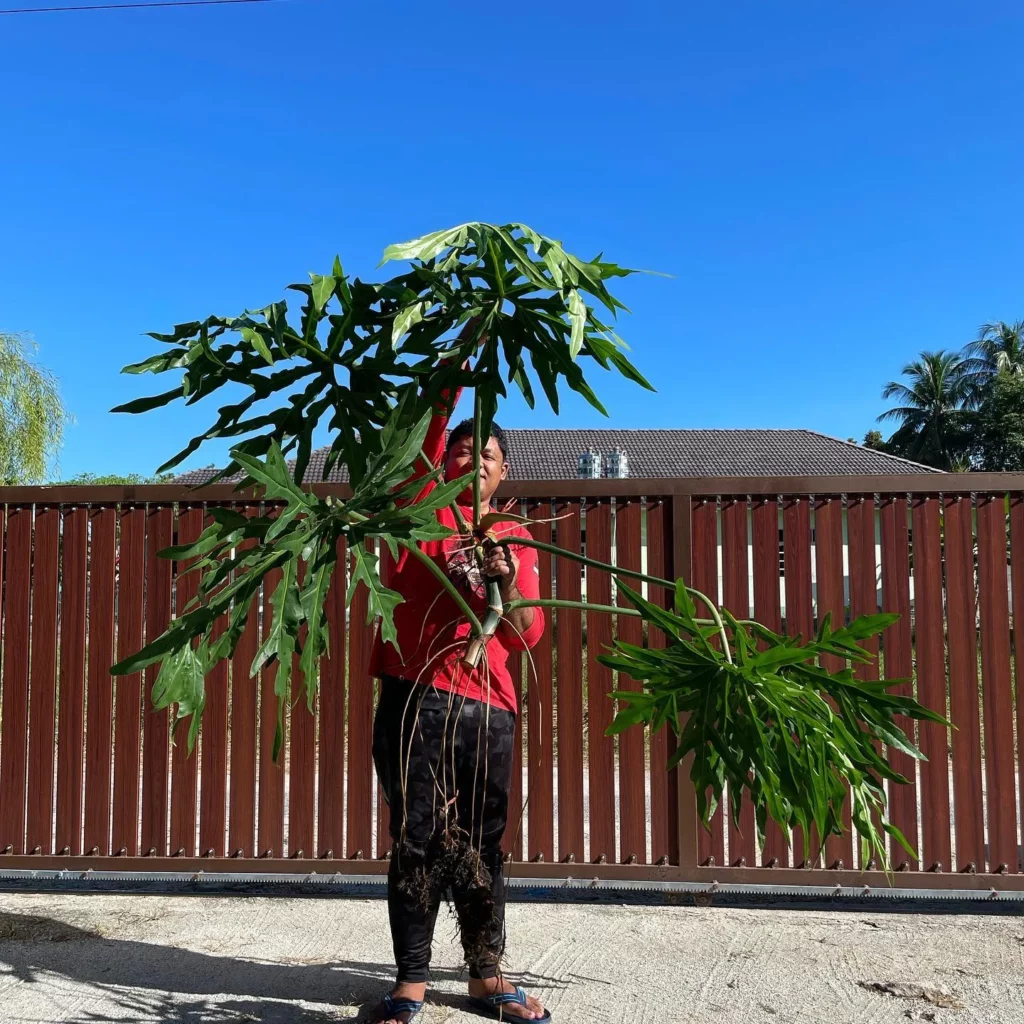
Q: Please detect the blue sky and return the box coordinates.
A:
[1,0,1022,479]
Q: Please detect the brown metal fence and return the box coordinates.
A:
[1,474,1024,890]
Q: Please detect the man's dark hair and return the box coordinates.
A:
[445,417,509,462]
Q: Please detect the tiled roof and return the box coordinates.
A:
[172,429,941,485]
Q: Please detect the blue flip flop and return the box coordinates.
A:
[468,985,552,1021]
[371,991,424,1022]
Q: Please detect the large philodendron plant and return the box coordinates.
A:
[112,222,944,871]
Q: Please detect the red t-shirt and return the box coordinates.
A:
[368,396,545,713]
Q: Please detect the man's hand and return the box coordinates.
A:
[482,538,537,643]
[482,539,536,643]
[482,541,519,597]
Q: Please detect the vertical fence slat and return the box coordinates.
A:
[752,497,787,866]
[527,501,555,863]
[944,495,984,871]
[615,499,646,863]
[691,497,724,865]
[228,505,261,858]
[258,562,285,858]
[782,497,815,640]
[317,539,347,858]
[198,674,229,855]
[289,620,316,859]
[976,494,1019,872]
[721,497,755,866]
[847,498,879,664]
[287,557,316,859]
[111,506,146,856]
[199,510,230,858]
[141,506,172,856]
[672,495,695,868]
[814,496,853,869]
[169,506,202,856]
[376,546,394,860]
[782,496,815,865]
[880,496,918,868]
[555,500,584,862]
[847,497,882,866]
[911,496,952,872]
[504,689,523,861]
[815,496,853,869]
[56,507,87,855]
[346,542,373,858]
[1010,495,1024,863]
[26,508,59,854]
[584,502,615,863]
[646,498,676,865]
[84,506,117,855]
[0,508,31,852]
[376,714,391,859]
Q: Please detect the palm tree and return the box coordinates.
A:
[878,350,972,470]
[963,320,1024,400]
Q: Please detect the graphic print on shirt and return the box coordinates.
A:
[445,536,486,600]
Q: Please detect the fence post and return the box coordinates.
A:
[671,492,700,870]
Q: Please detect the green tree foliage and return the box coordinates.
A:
[969,371,1024,471]
[963,320,1024,395]
[877,351,972,469]
[53,471,177,485]
[114,222,940,868]
[0,331,70,485]
[872,321,1024,469]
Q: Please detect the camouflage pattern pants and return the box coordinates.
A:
[372,675,516,983]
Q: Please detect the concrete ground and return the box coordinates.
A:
[0,892,1022,1023]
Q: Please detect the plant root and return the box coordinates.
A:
[395,819,498,970]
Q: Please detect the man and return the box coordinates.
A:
[368,380,551,1023]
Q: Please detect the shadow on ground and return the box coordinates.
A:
[0,912,568,1023]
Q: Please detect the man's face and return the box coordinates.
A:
[444,433,509,506]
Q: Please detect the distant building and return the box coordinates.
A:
[603,446,629,479]
[578,447,602,479]
[578,446,629,479]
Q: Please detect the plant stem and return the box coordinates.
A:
[506,596,741,634]
[296,335,333,366]
[401,462,736,663]
[472,389,482,525]
[449,496,471,533]
[397,538,482,635]
[687,590,733,664]
[505,598,640,618]
[463,387,505,669]
[509,535,733,661]
[413,435,494,667]
[416,445,436,475]
[510,534,675,590]
[414,431,496,667]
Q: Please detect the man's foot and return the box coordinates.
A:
[368,982,427,1023]
[467,977,548,1020]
